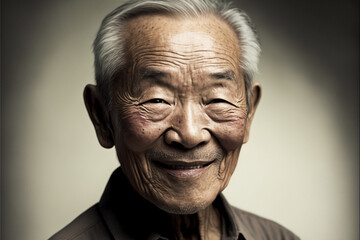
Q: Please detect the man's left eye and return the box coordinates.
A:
[207,99,237,107]
[209,98,227,103]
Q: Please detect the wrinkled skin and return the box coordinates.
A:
[85,14,261,240]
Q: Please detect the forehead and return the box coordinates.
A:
[123,14,241,71]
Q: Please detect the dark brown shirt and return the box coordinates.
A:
[50,168,300,240]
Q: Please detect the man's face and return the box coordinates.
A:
[110,14,248,214]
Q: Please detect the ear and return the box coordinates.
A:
[243,82,262,143]
[84,84,114,148]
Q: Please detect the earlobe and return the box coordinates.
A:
[243,83,262,143]
[84,84,114,148]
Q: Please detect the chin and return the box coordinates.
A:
[148,188,219,215]
[155,199,210,215]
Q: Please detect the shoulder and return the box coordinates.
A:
[49,204,112,240]
[232,206,301,240]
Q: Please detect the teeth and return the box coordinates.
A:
[169,165,203,170]
[155,161,214,170]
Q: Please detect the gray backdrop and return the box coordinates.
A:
[1,0,359,239]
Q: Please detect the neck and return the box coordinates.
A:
[105,169,223,239]
[166,204,222,240]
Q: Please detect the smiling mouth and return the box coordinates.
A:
[154,160,215,170]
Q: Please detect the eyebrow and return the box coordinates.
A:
[210,71,236,81]
[138,68,176,91]
[139,68,169,80]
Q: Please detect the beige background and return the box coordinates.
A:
[1,0,359,239]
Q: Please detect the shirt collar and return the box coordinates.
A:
[98,167,255,240]
[215,194,256,240]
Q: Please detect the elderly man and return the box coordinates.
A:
[51,0,299,239]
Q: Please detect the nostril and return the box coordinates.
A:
[169,141,186,150]
[164,128,211,149]
[169,141,206,150]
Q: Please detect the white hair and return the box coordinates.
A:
[93,0,261,111]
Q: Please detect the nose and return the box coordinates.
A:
[164,102,211,149]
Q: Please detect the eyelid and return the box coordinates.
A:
[209,98,227,103]
[207,98,238,107]
[143,98,170,104]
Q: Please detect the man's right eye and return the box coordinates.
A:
[146,99,168,104]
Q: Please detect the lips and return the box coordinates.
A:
[154,160,215,170]
[152,160,216,178]
[146,148,224,178]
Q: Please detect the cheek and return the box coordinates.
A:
[120,109,168,152]
[218,146,241,192]
[213,117,247,150]
[213,118,246,190]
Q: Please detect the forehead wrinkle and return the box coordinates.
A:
[132,48,236,61]
[132,50,239,72]
[133,55,241,89]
